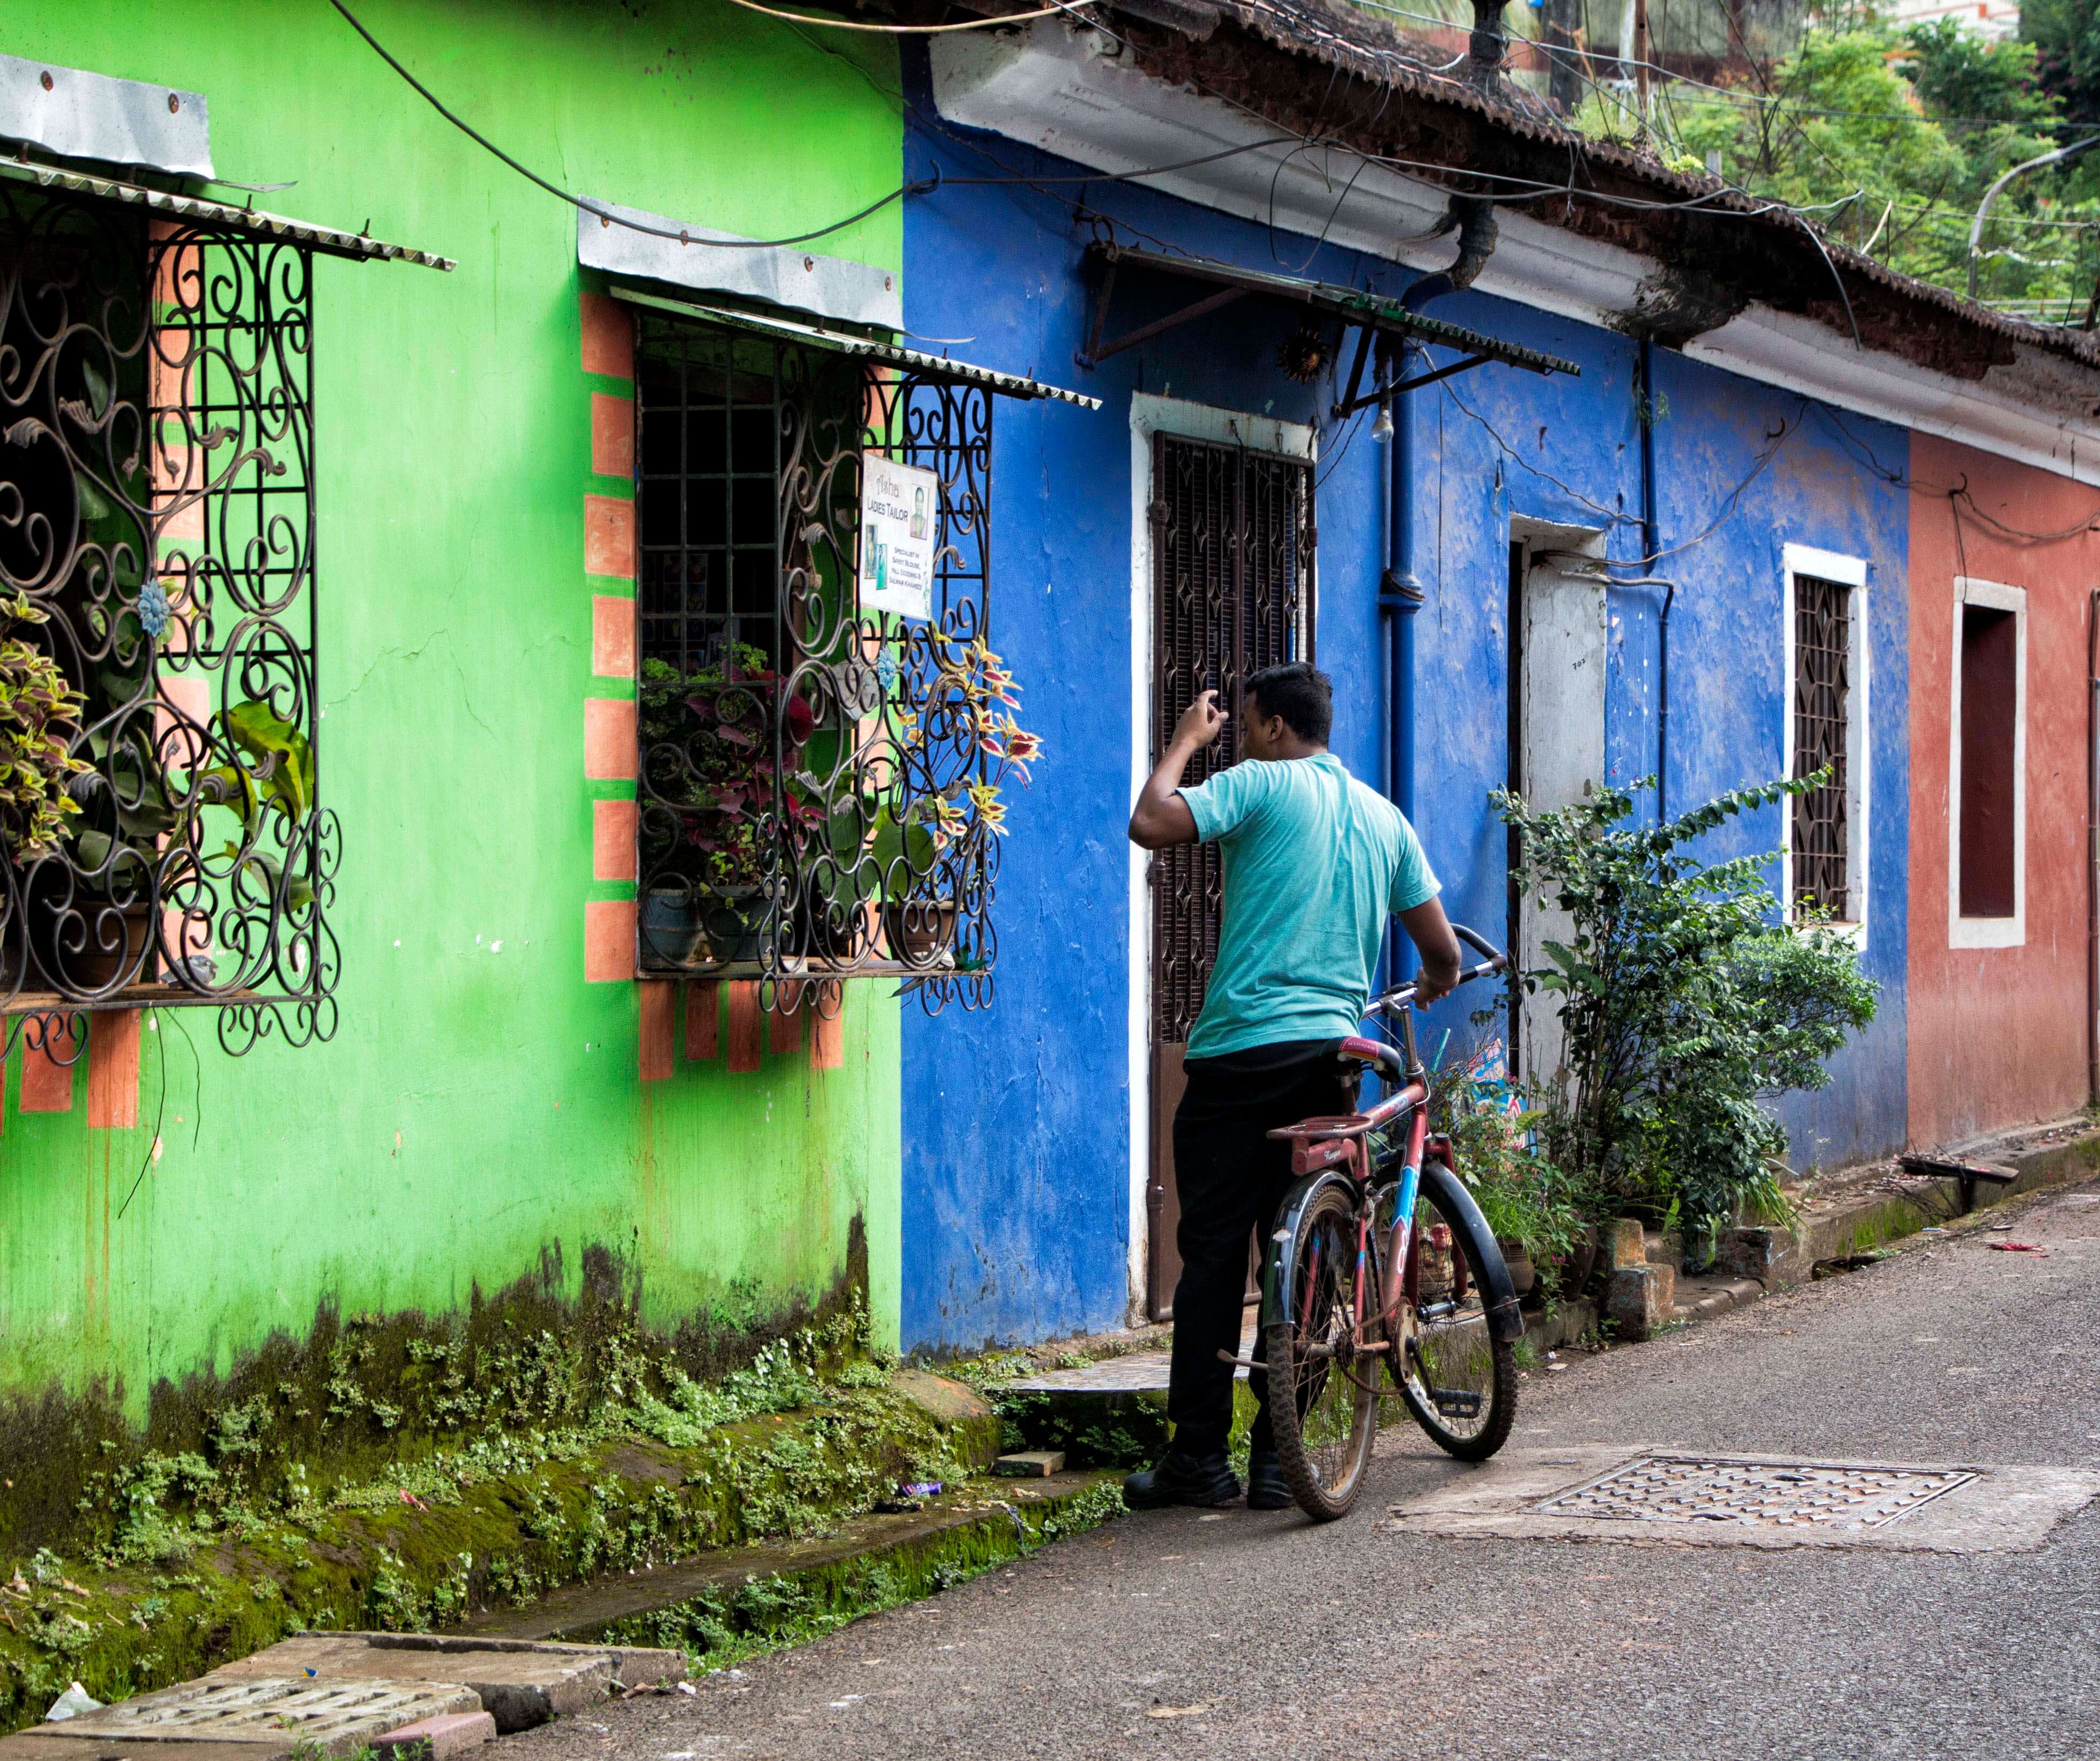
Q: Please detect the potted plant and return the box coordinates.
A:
[638,648,822,967]
[0,592,92,983]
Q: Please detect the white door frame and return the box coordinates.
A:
[1124,392,1316,1325]
[1508,516,1606,1095]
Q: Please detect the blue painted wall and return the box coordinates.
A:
[899,80,1909,1353]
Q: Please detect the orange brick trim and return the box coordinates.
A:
[810,995,845,1070]
[585,899,636,982]
[687,982,720,1059]
[592,798,638,881]
[584,494,635,580]
[638,981,675,1081]
[87,1009,142,1129]
[19,1020,80,1112]
[584,698,637,781]
[591,391,636,479]
[726,982,762,1073]
[580,291,635,379]
[592,595,636,680]
[769,987,803,1057]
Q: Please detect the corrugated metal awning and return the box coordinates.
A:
[612,284,1102,410]
[0,157,455,270]
[1081,242,1580,380]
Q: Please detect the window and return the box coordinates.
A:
[1791,573,1851,916]
[1949,578,2027,948]
[629,306,1005,1007]
[0,182,336,1050]
[1781,546,1869,942]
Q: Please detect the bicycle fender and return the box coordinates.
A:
[1260,1169,1361,1328]
[1420,1157,1526,1344]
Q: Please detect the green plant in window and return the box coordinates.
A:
[0,592,90,862]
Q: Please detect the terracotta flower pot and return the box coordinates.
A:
[882,899,956,964]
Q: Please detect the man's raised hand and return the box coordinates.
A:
[1175,689,1228,750]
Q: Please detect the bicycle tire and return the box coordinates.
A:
[1264,1183,1384,1521]
[1385,1177,1518,1462]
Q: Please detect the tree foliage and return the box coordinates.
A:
[1574,9,2096,313]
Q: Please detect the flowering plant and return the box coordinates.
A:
[894,633,1041,843]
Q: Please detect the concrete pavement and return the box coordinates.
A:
[499,1179,2100,1760]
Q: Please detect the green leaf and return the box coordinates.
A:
[221,841,315,911]
[223,699,314,821]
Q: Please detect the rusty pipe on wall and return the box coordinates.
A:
[2089,589,2098,1104]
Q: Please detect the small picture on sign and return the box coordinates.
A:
[861,454,939,623]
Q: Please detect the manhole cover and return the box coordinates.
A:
[1533,1454,1977,1529]
[54,1675,476,1743]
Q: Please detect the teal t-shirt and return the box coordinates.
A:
[1179,752,1439,1058]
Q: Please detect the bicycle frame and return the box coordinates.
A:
[1266,926,1509,1361]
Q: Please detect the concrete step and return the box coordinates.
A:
[462,1469,1118,1645]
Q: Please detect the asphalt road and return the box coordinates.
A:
[502,1179,2100,1761]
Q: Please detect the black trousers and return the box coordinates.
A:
[1166,1039,1354,1461]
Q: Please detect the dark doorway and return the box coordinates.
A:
[1145,431,1314,1318]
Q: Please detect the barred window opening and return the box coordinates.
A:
[0,186,335,1053]
[631,311,1006,1011]
[1791,573,1850,922]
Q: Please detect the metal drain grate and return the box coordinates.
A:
[1534,1455,1978,1529]
[56,1675,475,1741]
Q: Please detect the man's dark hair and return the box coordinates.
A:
[1243,662,1332,745]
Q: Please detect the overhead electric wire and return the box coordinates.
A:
[328,0,927,247]
[723,0,1090,29]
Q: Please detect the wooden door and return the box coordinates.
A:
[1145,432,1314,1319]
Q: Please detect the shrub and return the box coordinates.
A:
[1495,773,1878,1261]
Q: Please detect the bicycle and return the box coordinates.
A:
[1244,924,1525,1521]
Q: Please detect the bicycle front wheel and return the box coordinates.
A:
[1385,1177,1518,1462]
[1264,1183,1384,1521]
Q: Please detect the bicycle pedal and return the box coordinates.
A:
[1431,1388,1483,1418]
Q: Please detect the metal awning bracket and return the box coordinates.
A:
[1073,242,1579,393]
[1333,351,1491,418]
[1077,246,1250,367]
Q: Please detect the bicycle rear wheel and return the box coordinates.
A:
[1264,1183,1384,1521]
[1384,1178,1518,1461]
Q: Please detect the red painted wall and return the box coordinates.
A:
[1908,435,2096,1146]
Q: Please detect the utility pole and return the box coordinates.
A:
[1633,0,1652,143]
[1543,0,1579,115]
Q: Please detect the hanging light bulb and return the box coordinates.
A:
[1370,391,1394,444]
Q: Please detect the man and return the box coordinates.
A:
[1125,661,1461,1509]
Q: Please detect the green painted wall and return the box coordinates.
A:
[0,0,905,1408]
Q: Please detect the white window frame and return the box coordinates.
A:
[1124,392,1315,1323]
[1947,576,2027,950]
[1779,543,1870,951]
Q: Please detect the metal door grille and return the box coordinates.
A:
[1149,433,1314,1042]
[1791,573,1850,919]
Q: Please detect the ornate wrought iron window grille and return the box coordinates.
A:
[1791,572,1850,921]
[1148,432,1316,1044]
[0,181,337,1057]
[632,309,1006,1012]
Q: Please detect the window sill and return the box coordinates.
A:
[1949,916,2024,950]
[3,985,273,1015]
[637,956,970,982]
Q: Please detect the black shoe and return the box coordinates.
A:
[1245,1448,1292,1510]
[1122,1449,1242,1509]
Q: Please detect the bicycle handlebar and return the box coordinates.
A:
[1369,921,1508,1015]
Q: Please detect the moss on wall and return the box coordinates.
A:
[0,1305,995,1734]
